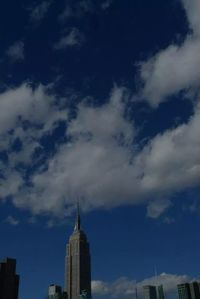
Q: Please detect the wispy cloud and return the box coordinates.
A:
[30,1,52,23]
[147,199,172,219]
[54,28,84,49]
[101,0,113,10]
[58,0,113,21]
[5,216,20,226]
[6,41,24,62]
[59,0,94,21]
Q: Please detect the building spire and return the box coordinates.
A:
[74,201,81,232]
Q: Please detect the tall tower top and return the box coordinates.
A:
[65,201,91,299]
[74,201,81,232]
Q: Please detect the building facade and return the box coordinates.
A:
[157,285,165,299]
[178,283,191,299]
[0,257,19,299]
[143,285,158,299]
[190,282,200,299]
[178,282,200,299]
[65,205,91,299]
[46,284,67,299]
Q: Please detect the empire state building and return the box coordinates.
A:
[65,205,92,299]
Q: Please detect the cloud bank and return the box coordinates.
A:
[0,82,200,219]
[92,273,191,298]
[1,0,200,220]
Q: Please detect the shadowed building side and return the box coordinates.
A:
[157,285,165,299]
[178,283,191,299]
[143,285,158,299]
[0,258,19,299]
[65,204,91,299]
[190,282,200,299]
[178,282,200,299]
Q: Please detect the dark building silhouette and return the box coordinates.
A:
[143,286,157,299]
[143,285,165,299]
[0,258,19,299]
[65,204,91,299]
[178,282,200,299]
[157,285,165,299]
[190,282,200,299]
[178,283,191,299]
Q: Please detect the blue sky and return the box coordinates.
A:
[0,0,200,299]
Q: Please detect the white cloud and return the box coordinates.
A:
[0,83,67,136]
[7,41,24,62]
[58,0,93,21]
[1,85,198,219]
[30,1,51,22]
[101,0,113,10]
[0,172,23,199]
[92,278,137,297]
[140,37,200,106]
[54,28,84,49]
[182,0,200,37]
[1,0,200,222]
[137,103,200,197]
[0,83,68,202]
[58,0,112,21]
[146,199,172,219]
[5,215,20,226]
[11,86,135,215]
[138,0,200,107]
[34,0,198,219]
[92,273,191,298]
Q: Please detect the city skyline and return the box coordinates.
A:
[1,0,200,299]
[1,206,198,299]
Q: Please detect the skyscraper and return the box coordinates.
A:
[190,282,200,299]
[46,284,67,299]
[157,285,165,299]
[143,285,157,299]
[178,283,191,299]
[65,204,91,299]
[0,257,19,299]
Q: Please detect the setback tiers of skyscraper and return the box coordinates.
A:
[65,204,91,299]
